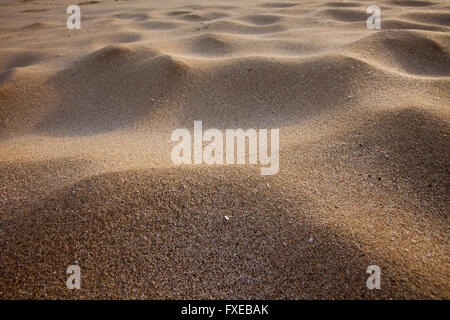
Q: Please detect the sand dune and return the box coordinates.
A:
[0,0,449,299]
[345,30,450,76]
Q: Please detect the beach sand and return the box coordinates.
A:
[0,0,449,299]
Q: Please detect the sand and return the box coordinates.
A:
[0,0,449,299]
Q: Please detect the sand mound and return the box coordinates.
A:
[38,45,188,135]
[175,55,382,128]
[182,33,235,56]
[60,44,162,72]
[0,50,45,70]
[0,167,388,299]
[332,108,450,219]
[345,30,450,76]
[19,50,382,134]
[94,31,143,44]
[0,67,57,138]
[0,0,449,300]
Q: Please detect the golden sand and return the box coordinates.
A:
[0,0,449,299]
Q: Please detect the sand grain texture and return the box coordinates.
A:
[0,0,449,299]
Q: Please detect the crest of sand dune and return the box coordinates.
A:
[0,0,449,299]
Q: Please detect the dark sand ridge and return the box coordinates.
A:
[0,0,449,299]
